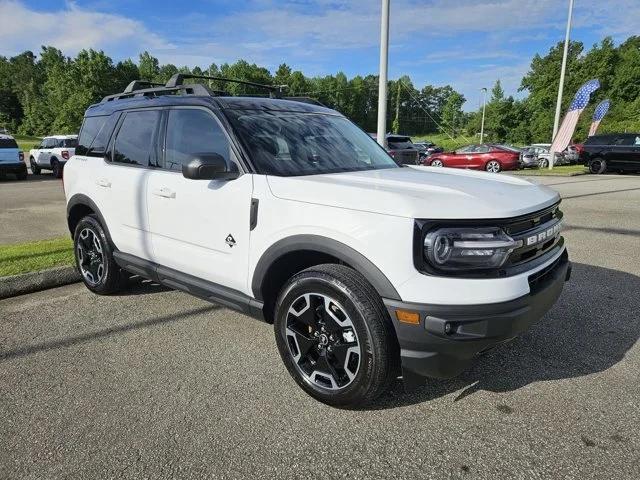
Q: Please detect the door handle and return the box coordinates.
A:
[96,179,111,188]
[152,187,176,199]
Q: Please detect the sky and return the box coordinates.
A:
[0,0,638,109]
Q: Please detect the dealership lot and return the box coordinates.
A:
[1,174,639,479]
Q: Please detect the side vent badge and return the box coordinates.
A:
[225,234,236,248]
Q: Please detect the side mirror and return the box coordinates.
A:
[182,154,239,181]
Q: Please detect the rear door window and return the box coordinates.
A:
[112,110,160,167]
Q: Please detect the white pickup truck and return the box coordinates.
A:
[29,135,77,177]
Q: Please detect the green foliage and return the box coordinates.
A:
[1,36,638,142]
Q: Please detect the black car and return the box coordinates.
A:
[386,135,420,165]
[581,133,640,174]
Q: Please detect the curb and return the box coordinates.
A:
[0,266,81,300]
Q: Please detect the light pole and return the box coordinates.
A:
[376,0,390,147]
[479,87,487,144]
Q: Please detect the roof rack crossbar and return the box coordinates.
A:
[123,80,164,93]
[100,83,212,103]
[166,74,288,98]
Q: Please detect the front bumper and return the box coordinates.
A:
[384,249,570,387]
[0,162,27,174]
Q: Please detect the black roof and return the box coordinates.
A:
[85,74,335,117]
[85,95,336,117]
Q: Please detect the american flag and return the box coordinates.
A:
[550,79,600,154]
[589,99,610,136]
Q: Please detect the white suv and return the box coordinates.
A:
[29,135,77,177]
[64,76,570,407]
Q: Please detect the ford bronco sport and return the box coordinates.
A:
[64,75,570,407]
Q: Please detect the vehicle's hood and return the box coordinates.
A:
[266,166,560,219]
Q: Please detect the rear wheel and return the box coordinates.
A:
[589,158,607,174]
[52,158,62,178]
[74,215,125,295]
[30,157,40,175]
[16,165,28,180]
[485,160,501,173]
[274,264,399,408]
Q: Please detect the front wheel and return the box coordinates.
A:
[74,215,125,295]
[538,158,549,169]
[485,160,501,173]
[274,264,399,408]
[430,159,444,167]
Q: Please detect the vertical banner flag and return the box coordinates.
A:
[589,99,611,136]
[550,79,600,154]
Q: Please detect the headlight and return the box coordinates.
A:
[423,227,521,271]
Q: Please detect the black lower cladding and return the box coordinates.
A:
[384,249,570,384]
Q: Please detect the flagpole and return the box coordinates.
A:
[479,87,487,144]
[550,0,575,170]
[376,0,390,148]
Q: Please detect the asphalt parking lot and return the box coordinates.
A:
[1,174,639,479]
[0,173,67,244]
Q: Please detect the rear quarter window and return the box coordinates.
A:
[76,115,117,156]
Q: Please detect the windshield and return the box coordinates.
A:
[226,110,399,176]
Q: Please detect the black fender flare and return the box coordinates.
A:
[66,194,116,248]
[251,234,401,301]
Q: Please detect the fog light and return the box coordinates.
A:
[444,322,452,334]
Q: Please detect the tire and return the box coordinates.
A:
[538,158,549,169]
[16,166,28,181]
[73,215,125,295]
[274,264,399,408]
[52,158,62,178]
[485,160,501,173]
[30,157,41,175]
[430,159,444,167]
[589,158,607,174]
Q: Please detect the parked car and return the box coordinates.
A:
[0,134,27,180]
[581,133,640,174]
[386,134,420,165]
[564,145,579,164]
[414,141,443,162]
[65,75,570,407]
[29,135,78,177]
[527,144,565,168]
[425,144,520,172]
[519,147,540,169]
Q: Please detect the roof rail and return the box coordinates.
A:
[282,96,326,107]
[166,74,288,98]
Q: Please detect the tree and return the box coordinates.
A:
[138,51,159,81]
[441,92,465,136]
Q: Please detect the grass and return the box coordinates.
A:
[0,237,74,277]
[510,164,587,176]
[12,134,42,153]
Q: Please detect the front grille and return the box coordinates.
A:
[504,204,563,268]
[394,151,418,165]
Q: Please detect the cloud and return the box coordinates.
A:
[0,0,170,58]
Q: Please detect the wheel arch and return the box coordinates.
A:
[252,235,401,322]
[66,194,115,247]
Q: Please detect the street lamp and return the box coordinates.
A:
[480,87,488,144]
[376,0,390,147]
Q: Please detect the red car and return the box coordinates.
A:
[424,144,520,172]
